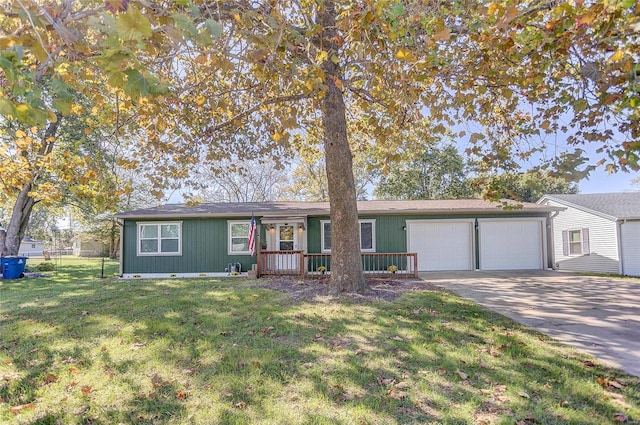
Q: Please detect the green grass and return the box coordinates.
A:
[1,259,639,424]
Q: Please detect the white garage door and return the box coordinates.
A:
[621,221,640,277]
[407,220,474,271]
[479,219,544,270]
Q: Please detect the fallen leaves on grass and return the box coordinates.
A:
[81,385,93,395]
[10,403,35,415]
[456,369,468,380]
[376,377,410,399]
[387,386,407,399]
[614,413,628,422]
[44,373,59,385]
[151,373,169,388]
[597,377,624,390]
[377,376,395,386]
[176,390,188,400]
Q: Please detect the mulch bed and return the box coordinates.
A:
[253,276,442,303]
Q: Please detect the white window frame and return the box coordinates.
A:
[321,219,376,253]
[568,229,584,256]
[228,220,252,255]
[137,222,182,256]
[567,229,584,256]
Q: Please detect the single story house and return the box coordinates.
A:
[18,237,46,257]
[115,199,560,278]
[538,193,640,277]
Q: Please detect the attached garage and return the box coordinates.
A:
[620,221,640,277]
[407,220,474,271]
[478,219,545,270]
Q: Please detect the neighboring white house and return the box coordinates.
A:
[538,193,640,277]
[18,237,46,257]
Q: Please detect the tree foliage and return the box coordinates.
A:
[375,139,476,200]
[476,171,580,203]
[286,130,378,201]
[1,0,638,291]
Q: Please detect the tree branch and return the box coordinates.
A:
[204,92,311,135]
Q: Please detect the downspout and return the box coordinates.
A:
[116,218,124,277]
[547,211,560,270]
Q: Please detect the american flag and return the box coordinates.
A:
[248,215,256,257]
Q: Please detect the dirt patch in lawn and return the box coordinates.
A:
[254,276,441,303]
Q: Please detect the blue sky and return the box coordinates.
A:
[579,167,638,193]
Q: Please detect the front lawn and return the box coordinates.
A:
[1,259,638,424]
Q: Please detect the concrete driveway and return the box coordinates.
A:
[420,270,640,377]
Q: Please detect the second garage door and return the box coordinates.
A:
[407,220,474,271]
[478,219,545,270]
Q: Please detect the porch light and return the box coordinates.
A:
[298,224,305,231]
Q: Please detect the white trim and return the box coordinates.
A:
[538,195,617,221]
[616,220,624,275]
[565,228,584,256]
[405,219,475,271]
[359,219,376,253]
[228,220,252,255]
[121,272,246,279]
[277,223,296,251]
[477,217,547,270]
[321,219,376,253]
[137,221,182,256]
[321,220,331,253]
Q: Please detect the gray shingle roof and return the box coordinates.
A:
[541,193,640,220]
[116,199,558,219]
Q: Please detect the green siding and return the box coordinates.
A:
[122,212,549,274]
[122,218,262,274]
[308,213,548,255]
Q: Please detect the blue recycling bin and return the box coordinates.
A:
[1,256,27,279]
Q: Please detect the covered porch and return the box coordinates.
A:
[257,250,418,278]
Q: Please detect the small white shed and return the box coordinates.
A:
[538,193,640,277]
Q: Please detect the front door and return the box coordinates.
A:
[276,224,299,270]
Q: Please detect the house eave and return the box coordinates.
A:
[538,195,618,221]
[115,199,561,221]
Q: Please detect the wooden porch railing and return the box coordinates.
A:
[258,251,418,278]
[258,250,305,276]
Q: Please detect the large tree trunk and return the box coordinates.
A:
[109,219,120,259]
[0,115,61,257]
[1,184,37,256]
[319,1,368,294]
